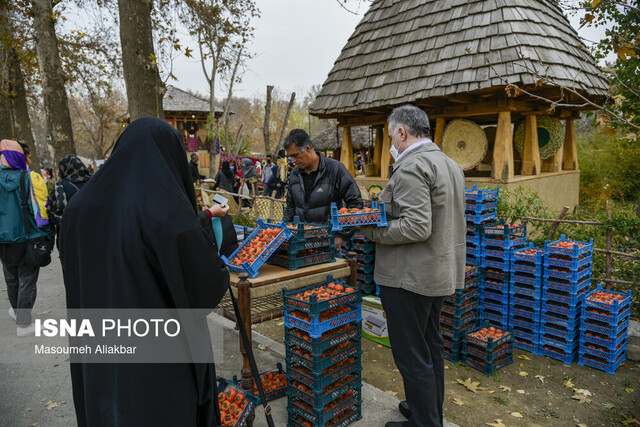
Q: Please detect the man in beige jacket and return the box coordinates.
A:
[360,105,466,427]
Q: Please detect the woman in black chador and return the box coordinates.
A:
[60,117,231,426]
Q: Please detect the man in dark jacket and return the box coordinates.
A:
[189,153,205,183]
[283,129,362,249]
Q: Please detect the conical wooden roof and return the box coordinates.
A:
[312,125,373,151]
[310,0,609,118]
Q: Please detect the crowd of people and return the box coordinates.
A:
[0,105,466,427]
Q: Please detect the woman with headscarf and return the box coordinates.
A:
[47,154,94,249]
[0,140,54,337]
[241,158,259,197]
[212,160,236,193]
[60,117,232,426]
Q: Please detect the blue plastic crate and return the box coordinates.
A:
[478,308,509,329]
[542,306,582,330]
[232,363,287,402]
[511,261,544,276]
[512,327,541,350]
[543,276,591,294]
[279,236,335,255]
[482,255,510,271]
[542,299,582,317]
[482,267,509,282]
[466,232,483,246]
[481,277,509,293]
[582,316,630,337]
[330,201,387,231]
[286,216,333,239]
[283,277,362,317]
[466,210,498,224]
[511,243,544,265]
[467,243,483,258]
[510,294,541,310]
[509,282,542,299]
[269,250,336,271]
[466,266,479,278]
[356,271,374,285]
[510,271,542,288]
[357,263,374,274]
[464,321,512,348]
[351,242,375,254]
[544,264,592,282]
[580,327,628,351]
[543,322,580,342]
[222,219,294,278]
[217,377,260,427]
[583,305,631,325]
[482,220,527,248]
[285,322,361,356]
[509,315,541,332]
[286,340,361,372]
[442,298,479,317]
[480,295,509,313]
[463,339,513,363]
[351,232,371,243]
[542,342,579,364]
[513,334,542,355]
[444,346,463,363]
[445,286,479,306]
[509,300,540,319]
[463,352,513,375]
[440,307,478,329]
[583,284,633,315]
[284,303,362,339]
[465,185,499,203]
[467,253,482,267]
[545,254,593,271]
[286,358,361,390]
[578,349,626,375]
[543,283,588,306]
[442,321,477,342]
[482,246,511,259]
[288,389,361,426]
[357,280,376,295]
[288,405,362,427]
[355,252,375,264]
[481,286,509,301]
[545,235,594,257]
[465,199,498,213]
[287,372,361,408]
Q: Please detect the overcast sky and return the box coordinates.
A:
[167,0,610,101]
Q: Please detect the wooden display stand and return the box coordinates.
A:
[228,256,358,426]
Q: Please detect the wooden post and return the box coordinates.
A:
[340,126,356,177]
[521,115,541,175]
[434,118,446,149]
[347,252,358,289]
[373,127,383,175]
[237,272,255,426]
[605,200,612,288]
[542,143,563,172]
[380,123,392,179]
[491,111,514,180]
[563,118,578,170]
[546,206,569,240]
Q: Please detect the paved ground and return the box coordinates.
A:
[0,253,457,427]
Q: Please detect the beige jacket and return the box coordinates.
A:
[360,142,466,297]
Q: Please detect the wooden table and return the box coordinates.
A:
[229,256,357,426]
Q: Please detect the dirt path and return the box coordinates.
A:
[255,319,640,426]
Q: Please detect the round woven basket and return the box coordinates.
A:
[514,116,564,160]
[442,119,488,170]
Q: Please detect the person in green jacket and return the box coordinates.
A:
[0,139,53,337]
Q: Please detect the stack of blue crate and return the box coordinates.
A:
[541,235,594,364]
[464,186,498,267]
[509,243,544,355]
[352,232,376,295]
[579,284,632,374]
[479,221,527,329]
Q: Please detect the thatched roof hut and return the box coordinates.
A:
[312,126,374,151]
[308,0,609,211]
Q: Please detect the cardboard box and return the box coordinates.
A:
[362,296,390,347]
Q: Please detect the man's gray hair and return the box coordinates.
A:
[190,153,198,159]
[388,105,431,139]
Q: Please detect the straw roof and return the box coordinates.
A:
[310,0,609,118]
[163,85,224,115]
[312,126,374,151]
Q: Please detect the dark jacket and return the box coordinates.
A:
[284,152,362,238]
[213,170,235,193]
[189,160,204,182]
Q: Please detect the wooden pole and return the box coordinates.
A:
[434,118,446,149]
[347,252,358,289]
[373,127,383,175]
[492,111,514,180]
[521,114,541,175]
[605,200,612,288]
[563,118,578,170]
[546,206,569,240]
[340,126,355,177]
[542,146,564,172]
[237,272,255,426]
[380,123,392,179]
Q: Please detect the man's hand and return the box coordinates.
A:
[334,236,345,251]
[208,204,229,217]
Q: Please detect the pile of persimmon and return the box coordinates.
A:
[587,290,626,305]
[292,282,356,302]
[218,388,249,426]
[251,371,286,395]
[289,322,354,342]
[293,356,357,378]
[292,388,356,414]
[336,207,381,224]
[229,227,281,266]
[290,341,354,361]
[468,326,507,342]
[551,240,585,249]
[516,248,543,256]
[289,305,353,322]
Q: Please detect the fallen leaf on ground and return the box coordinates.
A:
[620,414,640,426]
[385,390,398,397]
[445,365,450,370]
[257,344,269,351]
[511,412,524,418]
[576,424,587,427]
[499,385,511,392]
[486,420,506,427]
[603,402,615,410]
[625,387,634,394]
[40,398,46,402]
[519,371,528,377]
[276,322,284,326]
[535,375,545,383]
[564,378,575,388]
[377,344,383,348]
[456,377,490,393]
[518,354,531,360]
[572,391,592,404]
[28,423,40,427]
[517,389,526,394]
[452,398,464,406]
[44,400,66,410]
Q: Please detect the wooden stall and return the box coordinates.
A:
[309,0,609,211]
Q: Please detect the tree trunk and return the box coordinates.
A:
[274,92,296,157]
[32,0,75,164]
[263,85,273,155]
[117,0,165,121]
